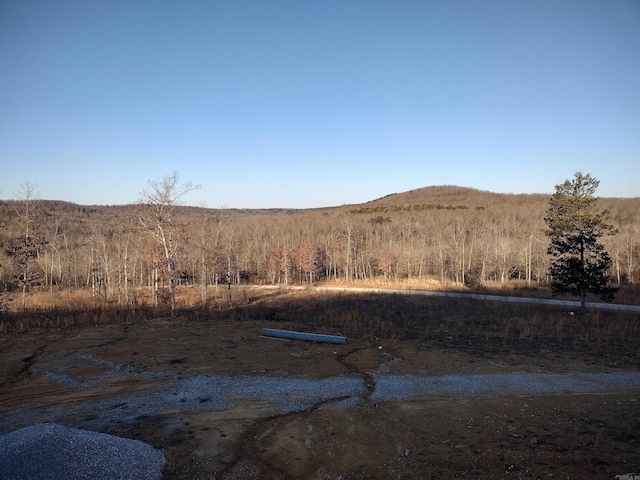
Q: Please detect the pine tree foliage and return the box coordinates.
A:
[544,172,617,307]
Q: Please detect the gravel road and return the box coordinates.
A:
[3,367,640,433]
[3,358,640,479]
[371,371,640,402]
[258,285,640,312]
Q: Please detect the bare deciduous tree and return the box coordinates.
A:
[5,183,47,311]
[138,172,200,314]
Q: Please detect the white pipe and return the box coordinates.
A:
[261,328,347,344]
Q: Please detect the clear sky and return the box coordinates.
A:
[1,1,639,208]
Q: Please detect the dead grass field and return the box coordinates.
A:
[1,284,639,479]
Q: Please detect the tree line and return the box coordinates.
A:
[1,174,638,312]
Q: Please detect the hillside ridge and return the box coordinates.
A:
[365,185,551,208]
[1,186,636,223]
[1,186,552,211]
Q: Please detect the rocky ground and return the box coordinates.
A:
[1,292,640,480]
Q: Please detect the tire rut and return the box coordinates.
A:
[335,346,377,399]
[216,346,377,479]
[0,345,46,390]
[216,396,352,480]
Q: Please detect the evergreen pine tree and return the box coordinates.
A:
[544,172,618,309]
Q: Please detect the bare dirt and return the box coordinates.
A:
[1,295,640,480]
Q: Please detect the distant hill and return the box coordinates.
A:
[0,186,635,231]
[365,186,550,210]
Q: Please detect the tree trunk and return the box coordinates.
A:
[21,283,27,312]
[580,239,586,310]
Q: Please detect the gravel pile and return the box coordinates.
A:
[0,423,165,480]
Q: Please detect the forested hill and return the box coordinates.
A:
[0,185,638,241]
[1,186,638,291]
[0,186,636,227]
[367,186,550,208]
[362,185,638,224]
[0,200,321,236]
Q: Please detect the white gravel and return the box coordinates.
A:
[0,423,165,480]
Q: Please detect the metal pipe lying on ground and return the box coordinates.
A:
[260,328,347,345]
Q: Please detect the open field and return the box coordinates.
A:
[1,286,639,479]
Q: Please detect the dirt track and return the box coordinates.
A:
[266,284,640,313]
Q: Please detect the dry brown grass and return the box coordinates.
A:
[321,276,449,290]
[1,283,639,366]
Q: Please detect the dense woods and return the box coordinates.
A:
[1,186,639,310]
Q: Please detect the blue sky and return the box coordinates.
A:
[1,0,639,208]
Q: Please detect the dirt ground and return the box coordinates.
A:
[1,307,640,479]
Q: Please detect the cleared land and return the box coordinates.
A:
[1,287,639,479]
